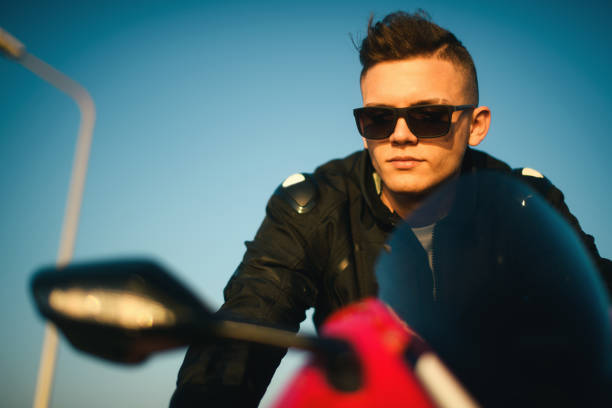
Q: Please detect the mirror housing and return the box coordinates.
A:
[31,259,213,364]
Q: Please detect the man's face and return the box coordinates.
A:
[361,57,480,198]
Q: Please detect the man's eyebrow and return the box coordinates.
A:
[409,99,449,106]
[364,103,395,107]
[364,98,451,107]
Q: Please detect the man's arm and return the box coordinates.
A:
[171,176,321,407]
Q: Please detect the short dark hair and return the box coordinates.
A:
[358,10,479,104]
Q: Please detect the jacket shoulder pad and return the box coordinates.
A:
[274,173,318,214]
[511,167,556,197]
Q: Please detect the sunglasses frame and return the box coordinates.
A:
[353,104,477,140]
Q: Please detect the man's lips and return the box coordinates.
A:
[388,156,424,169]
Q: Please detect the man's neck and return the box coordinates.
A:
[380,189,425,221]
[380,179,459,226]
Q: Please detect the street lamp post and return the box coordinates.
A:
[1,27,96,408]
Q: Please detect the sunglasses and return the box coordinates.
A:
[353,104,476,139]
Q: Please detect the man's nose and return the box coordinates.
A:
[389,117,418,144]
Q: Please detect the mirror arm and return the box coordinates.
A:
[212,320,349,356]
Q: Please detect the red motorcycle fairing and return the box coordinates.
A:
[272,298,435,408]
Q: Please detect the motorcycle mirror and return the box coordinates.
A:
[31,258,350,365]
[31,259,214,364]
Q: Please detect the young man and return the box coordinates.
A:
[171,11,611,407]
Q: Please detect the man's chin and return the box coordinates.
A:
[386,182,432,196]
[385,169,461,196]
[385,180,445,199]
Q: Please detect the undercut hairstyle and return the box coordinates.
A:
[358,10,479,105]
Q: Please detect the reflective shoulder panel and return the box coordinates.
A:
[282,173,306,187]
[520,168,544,178]
[275,173,318,214]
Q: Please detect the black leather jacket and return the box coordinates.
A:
[171,148,611,407]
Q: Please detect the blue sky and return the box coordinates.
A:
[1,1,611,407]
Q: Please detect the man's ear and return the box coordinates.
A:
[468,106,491,146]
[362,137,368,149]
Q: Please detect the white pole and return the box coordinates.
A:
[1,28,96,408]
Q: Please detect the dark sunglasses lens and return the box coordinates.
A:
[407,106,451,137]
[357,107,396,139]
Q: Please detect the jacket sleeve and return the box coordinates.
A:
[170,185,320,408]
[513,169,612,297]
